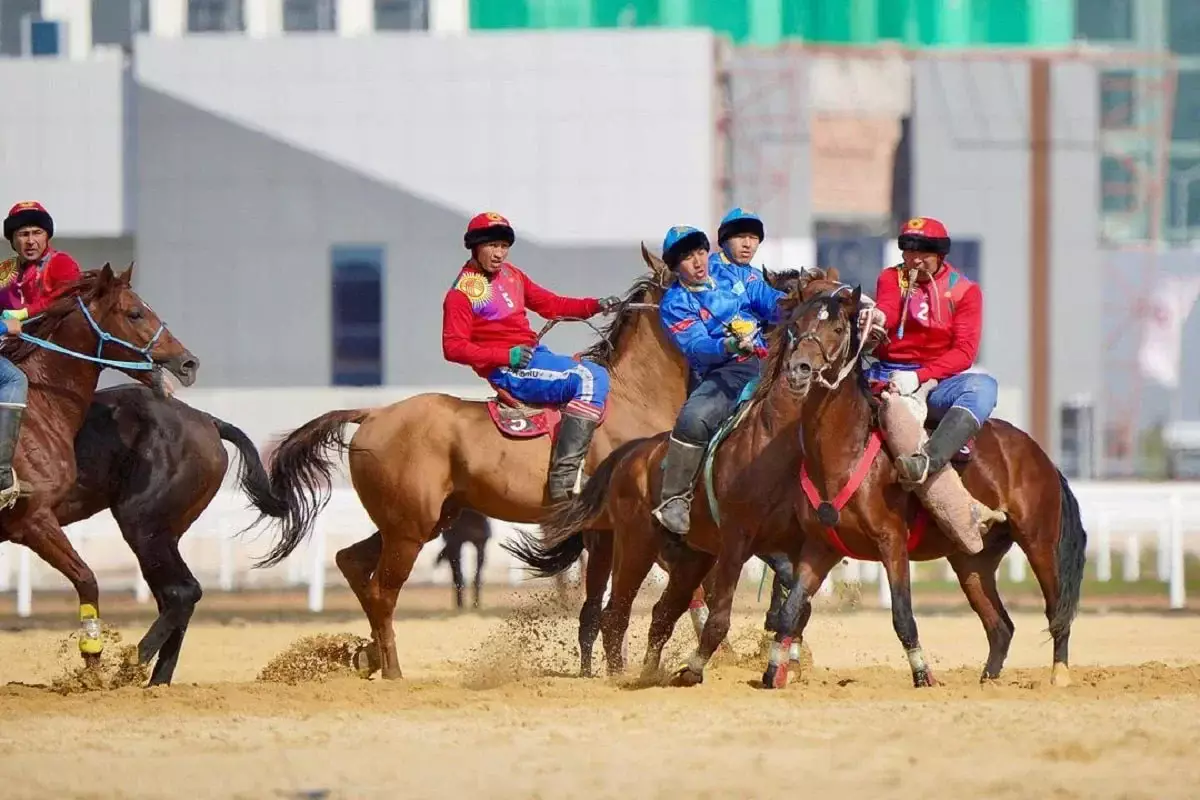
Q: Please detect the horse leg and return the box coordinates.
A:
[579,531,612,678]
[472,540,485,610]
[601,521,659,676]
[1021,523,1074,688]
[687,585,709,641]
[334,531,385,676]
[644,549,716,685]
[14,509,103,665]
[672,543,744,686]
[879,538,936,688]
[763,544,840,690]
[447,543,466,612]
[123,524,203,686]
[363,524,424,680]
[947,536,1015,682]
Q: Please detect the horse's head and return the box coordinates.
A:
[778,281,864,395]
[56,264,199,386]
[763,265,840,297]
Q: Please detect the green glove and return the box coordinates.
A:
[597,296,621,312]
[509,345,534,369]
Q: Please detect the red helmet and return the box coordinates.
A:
[4,201,54,242]
[898,216,950,256]
[464,212,515,250]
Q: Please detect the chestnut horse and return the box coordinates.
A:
[504,272,846,679]
[261,246,693,679]
[0,265,197,664]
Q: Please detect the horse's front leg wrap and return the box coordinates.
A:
[79,603,103,655]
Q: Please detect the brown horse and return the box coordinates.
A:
[504,272,846,679]
[0,265,197,663]
[261,246,694,679]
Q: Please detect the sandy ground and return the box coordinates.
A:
[1,588,1200,800]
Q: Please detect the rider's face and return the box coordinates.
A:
[723,233,760,265]
[472,241,510,274]
[901,249,940,279]
[12,227,48,262]
[675,248,710,285]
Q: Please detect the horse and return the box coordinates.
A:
[53,383,287,685]
[0,264,197,665]
[504,271,846,679]
[434,506,491,611]
[260,245,695,679]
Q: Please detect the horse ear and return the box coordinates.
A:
[824,266,840,283]
[641,242,669,283]
[849,284,863,307]
[99,262,115,284]
[117,261,135,285]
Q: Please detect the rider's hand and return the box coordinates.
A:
[2,318,21,336]
[722,336,756,355]
[508,345,534,370]
[858,306,886,334]
[596,296,621,312]
[888,370,919,395]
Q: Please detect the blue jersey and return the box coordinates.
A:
[659,254,784,378]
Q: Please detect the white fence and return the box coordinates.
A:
[0,482,1196,616]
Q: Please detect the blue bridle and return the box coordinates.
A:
[15,295,165,371]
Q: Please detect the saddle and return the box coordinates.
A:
[486,387,562,440]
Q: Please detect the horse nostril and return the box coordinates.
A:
[797,363,812,375]
[181,357,199,374]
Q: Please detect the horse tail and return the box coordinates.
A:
[1050,469,1088,639]
[502,437,645,579]
[257,408,371,569]
[207,414,290,523]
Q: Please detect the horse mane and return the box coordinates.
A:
[0,270,112,364]
[576,273,665,367]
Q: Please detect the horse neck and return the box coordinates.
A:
[799,369,873,483]
[21,315,105,432]
[605,307,689,432]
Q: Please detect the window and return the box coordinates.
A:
[1172,70,1200,143]
[375,0,428,30]
[285,0,337,32]
[1101,155,1138,213]
[92,0,149,47]
[1168,0,1200,56]
[1075,0,1134,43]
[1168,157,1200,237]
[331,246,385,387]
[136,0,150,32]
[188,0,244,32]
[1100,70,1136,131]
[26,19,62,56]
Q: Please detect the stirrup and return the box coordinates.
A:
[896,452,931,490]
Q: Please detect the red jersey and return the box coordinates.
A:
[442,262,600,377]
[873,262,981,383]
[0,249,82,316]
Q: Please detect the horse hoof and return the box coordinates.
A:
[381,666,404,680]
[979,672,1001,685]
[670,666,703,687]
[82,652,103,670]
[912,669,938,688]
[762,662,789,690]
[1051,663,1072,688]
[352,643,381,678]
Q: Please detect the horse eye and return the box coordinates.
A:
[128,308,144,320]
[834,325,845,335]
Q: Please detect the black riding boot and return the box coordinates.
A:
[0,403,25,504]
[546,413,600,503]
[895,406,980,486]
[651,436,706,537]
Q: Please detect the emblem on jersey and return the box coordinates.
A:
[456,272,492,308]
[906,217,926,230]
[484,212,506,222]
[672,226,691,235]
[0,259,18,288]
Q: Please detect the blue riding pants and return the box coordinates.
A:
[0,356,28,406]
[867,360,997,424]
[673,358,762,445]
[488,346,610,410]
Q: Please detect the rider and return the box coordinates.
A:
[867,216,997,499]
[714,207,764,269]
[652,223,785,538]
[0,201,83,504]
[442,212,620,503]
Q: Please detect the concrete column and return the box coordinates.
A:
[151,0,187,38]
[40,0,91,59]
[246,0,283,37]
[430,0,468,34]
[337,0,374,35]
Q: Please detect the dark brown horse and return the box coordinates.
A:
[0,265,197,664]
[434,507,491,611]
[55,383,286,685]
[261,246,692,679]
[505,272,845,679]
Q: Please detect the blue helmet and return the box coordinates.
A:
[717,207,765,244]
[661,225,710,269]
